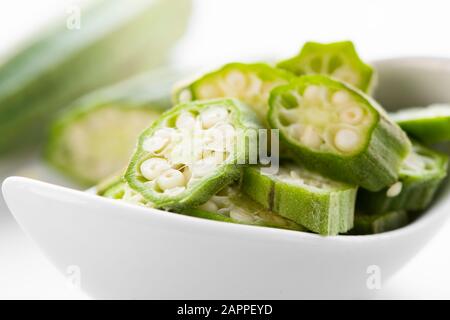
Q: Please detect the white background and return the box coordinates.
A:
[1,0,450,299]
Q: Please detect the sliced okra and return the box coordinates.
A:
[45,69,180,186]
[97,178,151,207]
[357,142,448,214]
[349,210,409,235]
[125,98,262,210]
[241,164,357,236]
[173,63,294,123]
[277,41,375,93]
[268,75,411,191]
[182,186,305,231]
[390,104,450,144]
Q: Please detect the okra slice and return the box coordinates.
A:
[97,178,151,207]
[45,69,180,186]
[350,211,409,235]
[357,142,448,214]
[173,63,294,123]
[241,165,357,235]
[390,104,450,144]
[277,41,375,93]
[182,186,305,231]
[269,75,411,191]
[125,98,262,210]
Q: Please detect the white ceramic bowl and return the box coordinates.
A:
[3,58,450,299]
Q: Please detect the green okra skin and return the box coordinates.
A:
[241,165,357,236]
[172,62,295,123]
[97,179,304,231]
[277,41,375,93]
[350,210,409,235]
[357,142,448,214]
[181,186,305,231]
[45,69,181,186]
[269,75,411,191]
[97,178,151,206]
[0,0,191,155]
[125,98,263,210]
[390,104,450,144]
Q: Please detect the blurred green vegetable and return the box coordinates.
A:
[0,0,191,154]
[45,69,180,186]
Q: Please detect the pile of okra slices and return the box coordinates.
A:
[97,41,450,236]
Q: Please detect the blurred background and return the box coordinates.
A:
[1,0,450,299]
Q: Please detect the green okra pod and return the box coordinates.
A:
[390,104,450,144]
[268,75,411,191]
[241,164,357,236]
[350,210,409,235]
[357,142,448,214]
[0,0,191,154]
[46,69,180,186]
[277,41,375,93]
[173,62,294,123]
[125,98,262,210]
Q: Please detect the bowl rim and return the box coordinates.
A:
[3,173,448,244]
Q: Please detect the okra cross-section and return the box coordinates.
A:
[349,211,409,235]
[269,75,411,191]
[390,104,450,144]
[182,186,305,231]
[97,177,151,207]
[241,164,357,236]
[357,142,448,214]
[173,63,294,123]
[277,41,375,93]
[125,98,262,210]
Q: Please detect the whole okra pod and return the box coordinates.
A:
[125,98,262,210]
[277,41,375,93]
[268,75,411,191]
[173,62,294,123]
[241,164,357,235]
[357,141,448,214]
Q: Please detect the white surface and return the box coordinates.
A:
[2,0,450,299]
[2,175,449,299]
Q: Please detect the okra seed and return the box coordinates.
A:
[200,106,228,129]
[164,186,186,196]
[246,74,263,96]
[157,169,186,190]
[176,112,196,130]
[301,125,322,148]
[198,84,222,98]
[334,128,359,152]
[199,201,219,212]
[303,85,321,101]
[178,89,192,103]
[386,181,403,197]
[288,123,304,140]
[230,207,255,223]
[140,158,171,181]
[225,71,246,89]
[331,90,352,106]
[333,66,359,86]
[142,136,169,153]
[340,106,363,124]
